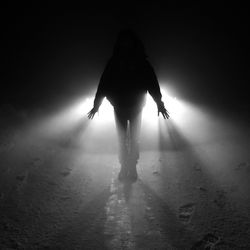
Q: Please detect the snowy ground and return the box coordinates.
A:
[1,104,250,249]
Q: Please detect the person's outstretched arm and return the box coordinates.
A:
[145,61,170,119]
[87,60,111,119]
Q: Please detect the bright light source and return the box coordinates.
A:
[78,86,184,126]
[161,88,184,122]
[142,88,184,125]
[98,99,114,122]
[36,83,184,142]
[79,97,114,124]
[142,94,158,126]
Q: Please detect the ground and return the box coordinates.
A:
[0,105,250,250]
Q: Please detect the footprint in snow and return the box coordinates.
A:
[60,168,72,177]
[191,233,221,250]
[178,203,195,224]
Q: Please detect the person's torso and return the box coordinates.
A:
[105,57,149,109]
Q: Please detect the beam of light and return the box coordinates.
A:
[32,99,89,138]
[25,83,186,154]
[161,88,184,122]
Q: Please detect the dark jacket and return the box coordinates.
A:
[93,56,162,111]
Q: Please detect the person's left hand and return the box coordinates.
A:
[87,107,98,119]
[158,102,170,119]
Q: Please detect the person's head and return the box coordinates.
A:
[113,29,146,59]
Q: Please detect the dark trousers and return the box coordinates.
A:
[114,107,142,167]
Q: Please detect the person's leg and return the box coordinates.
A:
[128,109,142,180]
[114,109,129,179]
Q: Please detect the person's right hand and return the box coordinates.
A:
[87,107,98,119]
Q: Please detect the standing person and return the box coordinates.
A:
[88,29,169,181]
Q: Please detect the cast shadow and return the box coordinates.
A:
[45,187,111,250]
[139,180,196,249]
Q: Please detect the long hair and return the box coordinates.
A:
[112,29,147,59]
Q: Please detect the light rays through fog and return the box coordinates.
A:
[25,82,245,173]
[79,87,184,127]
[26,84,192,153]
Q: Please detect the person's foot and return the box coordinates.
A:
[127,166,138,181]
[118,166,128,180]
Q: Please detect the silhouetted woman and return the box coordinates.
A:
[88,29,169,181]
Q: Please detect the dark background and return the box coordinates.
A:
[1,2,249,115]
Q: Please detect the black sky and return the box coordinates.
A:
[1,2,249,114]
